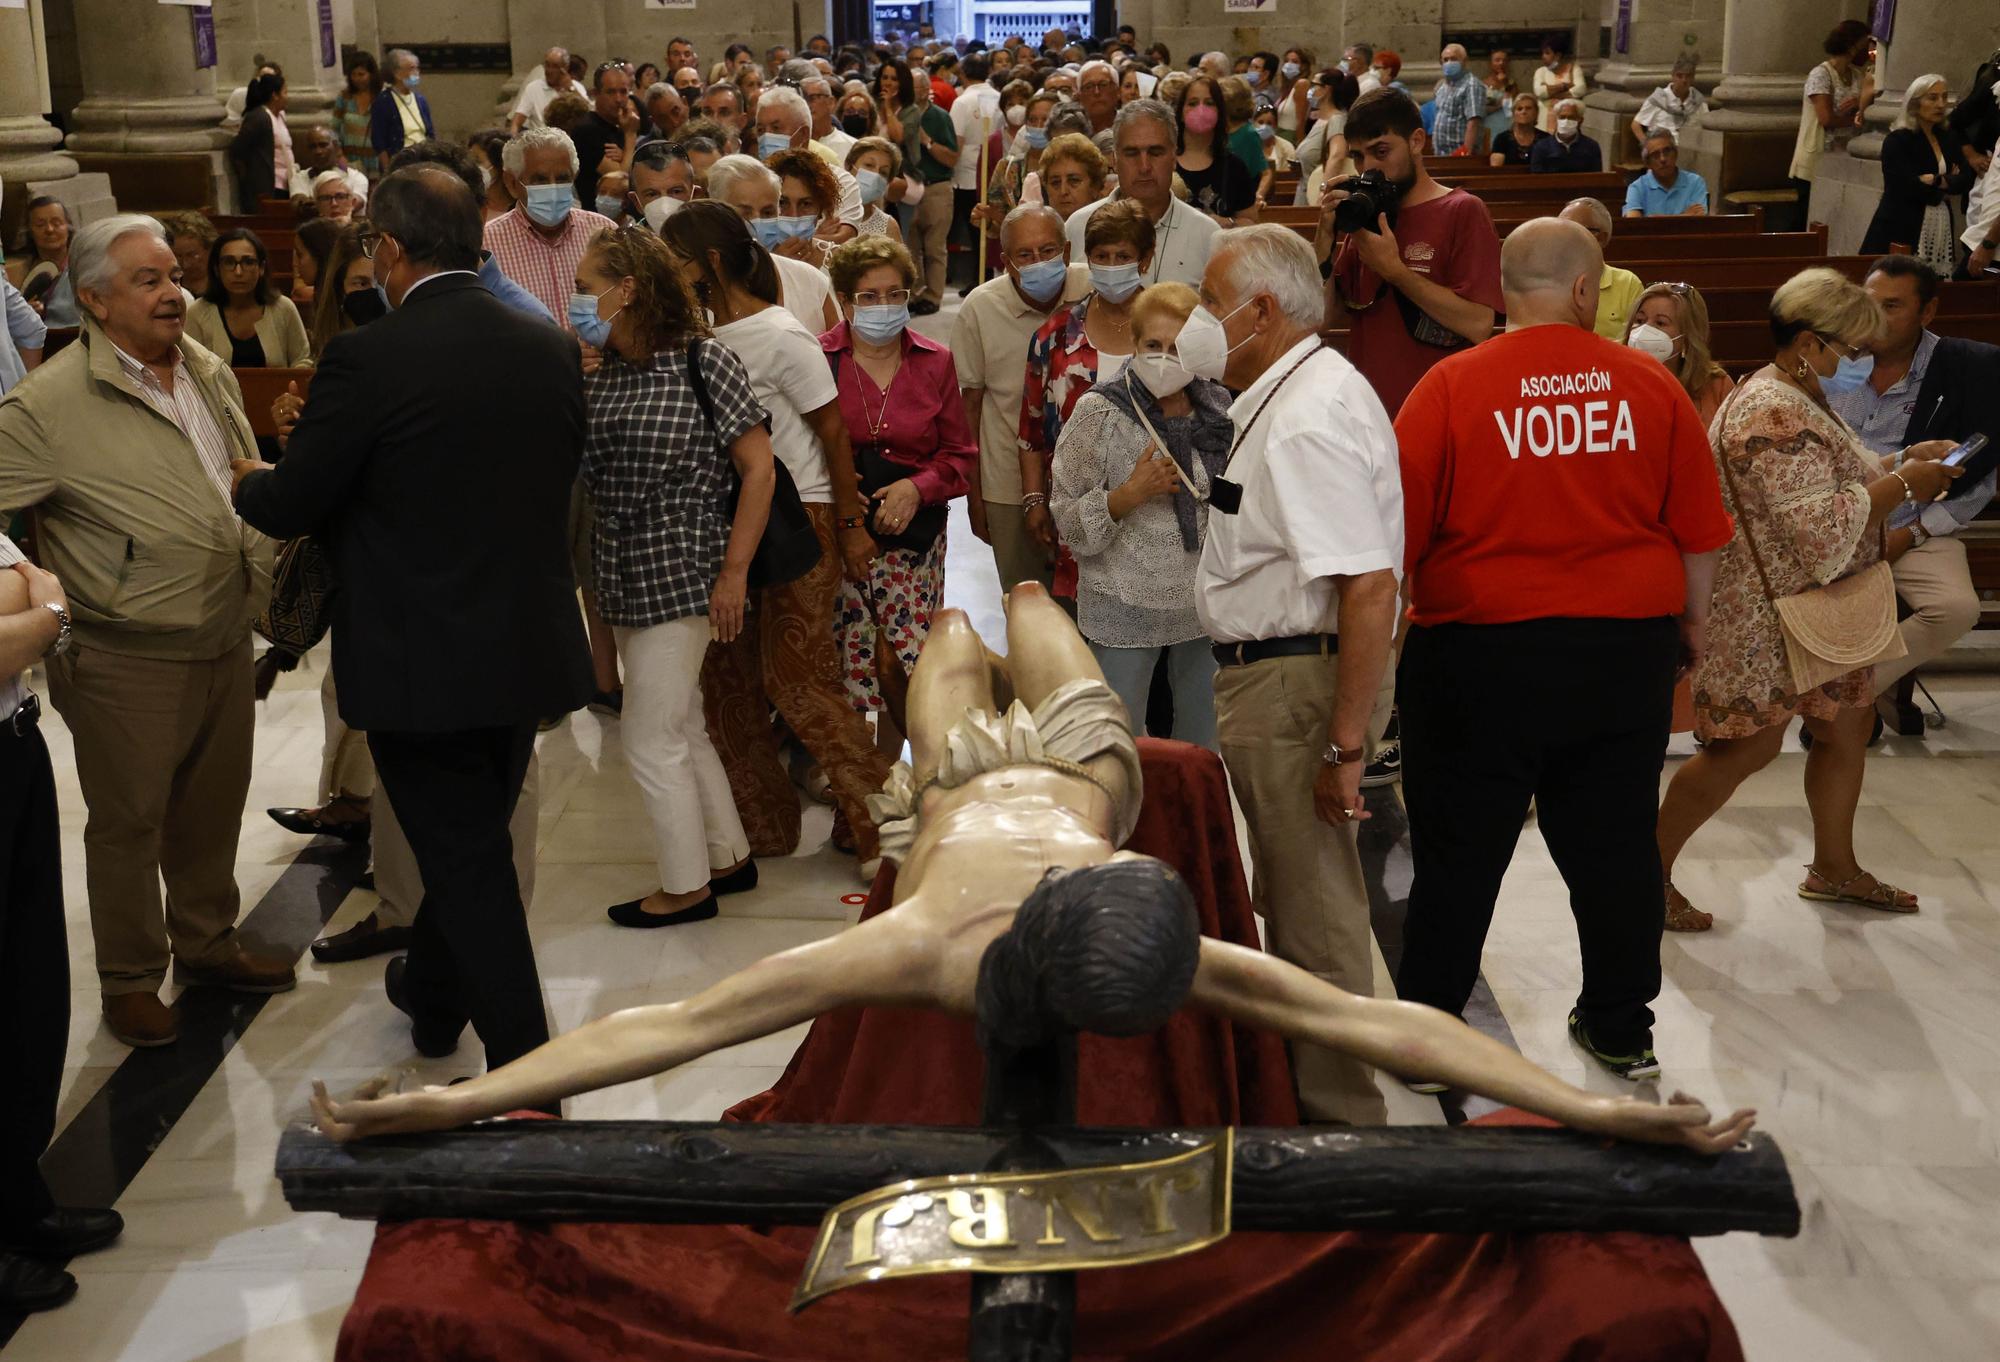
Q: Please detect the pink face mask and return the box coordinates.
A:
[1183,103,1219,134]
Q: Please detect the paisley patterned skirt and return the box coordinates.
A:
[836,530,946,713]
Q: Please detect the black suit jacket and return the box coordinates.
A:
[1860,129,1974,256]
[1906,334,2000,509]
[236,273,594,732]
[230,107,278,213]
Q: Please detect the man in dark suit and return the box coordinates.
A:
[231,166,592,1073]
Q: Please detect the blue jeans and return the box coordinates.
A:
[1089,638,1218,751]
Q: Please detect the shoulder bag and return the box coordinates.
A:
[1712,381,1906,695]
[687,337,821,590]
[827,348,946,554]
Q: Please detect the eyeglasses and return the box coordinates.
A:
[849,287,912,306]
[218,256,261,272]
[1814,333,1867,360]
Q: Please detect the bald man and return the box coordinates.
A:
[510,47,576,134]
[1389,217,1733,1083]
[1557,197,1645,340]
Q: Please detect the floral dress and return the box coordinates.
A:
[1018,294,1129,598]
[1692,371,1884,739]
[334,89,376,178]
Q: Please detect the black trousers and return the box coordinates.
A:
[367,723,549,1072]
[0,725,66,1229]
[1395,617,1678,1053]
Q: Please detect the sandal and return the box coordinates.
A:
[1797,864,1919,914]
[1664,882,1713,933]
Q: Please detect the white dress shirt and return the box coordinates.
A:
[0,533,30,718]
[1064,193,1220,287]
[1196,336,1404,644]
[950,82,1002,190]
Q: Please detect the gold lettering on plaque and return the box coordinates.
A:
[1031,1181,1126,1246]
[944,1188,1017,1250]
[1137,1170,1201,1236]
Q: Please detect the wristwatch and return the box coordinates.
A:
[1321,742,1364,767]
[39,601,71,657]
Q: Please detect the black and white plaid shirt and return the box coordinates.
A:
[582,339,766,628]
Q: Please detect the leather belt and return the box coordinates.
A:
[1211,634,1339,668]
[5,693,40,737]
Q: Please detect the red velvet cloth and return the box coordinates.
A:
[337,741,1743,1362]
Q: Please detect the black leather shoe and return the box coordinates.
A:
[384,955,463,1058]
[0,1207,124,1259]
[311,912,412,965]
[0,1253,76,1313]
[709,860,758,896]
[607,894,719,928]
[266,806,371,842]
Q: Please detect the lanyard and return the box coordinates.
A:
[1226,343,1321,465]
[1123,368,1203,501]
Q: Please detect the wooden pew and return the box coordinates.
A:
[1605,228,1827,264]
[1686,279,2000,324]
[232,366,314,438]
[1706,314,2000,377]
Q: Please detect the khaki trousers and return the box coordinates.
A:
[318,664,375,804]
[985,501,1054,596]
[46,639,254,995]
[1213,652,1389,1125]
[372,751,540,929]
[1876,534,1980,693]
[911,184,954,305]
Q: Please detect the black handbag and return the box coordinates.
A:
[829,350,945,555]
[687,337,821,590]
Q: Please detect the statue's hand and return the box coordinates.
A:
[310,1076,454,1143]
[1587,1090,1756,1155]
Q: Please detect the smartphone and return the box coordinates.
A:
[1943,433,1988,468]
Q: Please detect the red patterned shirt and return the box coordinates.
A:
[480,206,619,330]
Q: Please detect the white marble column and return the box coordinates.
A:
[0,2,75,197]
[1582,0,1725,165]
[212,0,347,128]
[65,0,228,166]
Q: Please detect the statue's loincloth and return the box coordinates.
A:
[868,679,1144,866]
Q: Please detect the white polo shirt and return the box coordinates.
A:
[511,74,576,128]
[950,82,1002,190]
[1064,192,1219,287]
[1197,336,1403,645]
[952,264,1092,503]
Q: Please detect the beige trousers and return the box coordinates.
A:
[46,639,255,995]
[1213,652,1390,1125]
[1876,534,1980,693]
[318,664,375,804]
[911,184,954,304]
[984,501,1055,596]
[371,751,540,929]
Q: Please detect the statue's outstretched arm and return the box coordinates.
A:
[1189,939,1756,1154]
[311,912,940,1142]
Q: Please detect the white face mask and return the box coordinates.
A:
[1627,322,1678,362]
[1173,299,1252,381]
[643,196,683,231]
[1131,351,1195,398]
[1557,118,1580,139]
[1007,103,1027,127]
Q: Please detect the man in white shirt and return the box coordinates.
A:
[289,125,370,210]
[950,51,1002,270]
[509,47,576,135]
[953,204,1090,594]
[1194,225,1402,1126]
[754,85,863,236]
[805,75,854,161]
[1066,100,1221,287]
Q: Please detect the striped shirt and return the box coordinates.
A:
[481,206,620,329]
[110,340,240,513]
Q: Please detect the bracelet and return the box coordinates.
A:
[1021,493,1048,508]
[1890,469,1915,503]
[838,515,867,530]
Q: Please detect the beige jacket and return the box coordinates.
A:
[0,316,272,659]
[185,293,313,368]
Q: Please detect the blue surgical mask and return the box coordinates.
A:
[748,216,789,249]
[1015,254,1067,302]
[1815,345,1875,396]
[856,168,889,203]
[1256,123,1276,142]
[566,285,621,348]
[1022,124,1049,150]
[1442,60,1464,80]
[759,131,795,158]
[771,214,818,241]
[1089,261,1141,302]
[523,182,574,228]
[1281,61,1301,81]
[852,302,910,343]
[403,73,422,91]
[595,195,624,219]
[1245,69,1262,87]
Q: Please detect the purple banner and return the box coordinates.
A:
[1870,0,1896,43]
[319,0,335,68]
[191,5,216,70]
[1614,0,1632,56]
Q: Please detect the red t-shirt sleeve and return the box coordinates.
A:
[1438,195,1505,314]
[1332,235,1379,309]
[1393,363,1452,575]
[1658,380,1735,554]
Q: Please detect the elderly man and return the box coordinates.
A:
[698,81,747,133]
[704,154,839,333]
[569,62,647,208]
[1345,43,1376,89]
[1199,51,1231,82]
[755,84,863,238]
[1065,100,1220,286]
[1622,129,1708,216]
[1392,218,1730,1081]
[1430,44,1488,157]
[645,82,688,140]
[510,46,576,134]
[1631,56,1707,146]
[1558,197,1643,339]
[1043,67,1076,99]
[629,139,698,230]
[290,125,369,210]
[1077,59,1120,140]
[1191,224,1402,1124]
[370,48,434,172]
[954,203,1090,593]
[0,215,287,1049]
[802,74,852,159]
[1530,98,1603,172]
[483,126,620,326]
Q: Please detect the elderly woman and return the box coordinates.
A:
[187,228,312,367]
[661,203,893,876]
[822,236,975,758]
[844,137,906,243]
[1220,76,1270,207]
[14,197,78,326]
[765,146,841,266]
[1034,130,1107,225]
[704,152,839,334]
[1655,268,1961,932]
[160,210,217,299]
[1631,56,1708,147]
[1622,281,1735,424]
[1861,74,1973,272]
[1048,282,1232,747]
[1019,198,1155,599]
[837,86,881,140]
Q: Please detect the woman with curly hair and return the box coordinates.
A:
[764,146,841,268]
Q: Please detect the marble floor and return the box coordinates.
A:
[6,315,2000,1361]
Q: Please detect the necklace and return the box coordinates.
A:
[855,346,902,441]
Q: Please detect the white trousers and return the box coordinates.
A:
[373,753,540,929]
[616,614,750,894]
[318,663,376,804]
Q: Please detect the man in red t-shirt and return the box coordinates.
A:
[1391,218,1732,1084]
[1326,89,1504,417]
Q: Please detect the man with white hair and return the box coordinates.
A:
[483,126,620,325]
[801,74,851,159]
[645,82,688,140]
[1391,217,1730,1082]
[1557,196,1644,339]
[1430,43,1488,156]
[1621,128,1707,215]
[1199,51,1231,82]
[510,46,576,134]
[0,215,287,1049]
[1076,59,1120,139]
[1066,100,1220,286]
[1192,224,1403,1125]
[1531,98,1603,173]
[754,83,864,237]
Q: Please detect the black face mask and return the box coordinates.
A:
[341,285,389,327]
[841,112,871,138]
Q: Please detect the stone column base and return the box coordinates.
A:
[67,95,229,154]
[0,113,78,186]
[31,171,117,225]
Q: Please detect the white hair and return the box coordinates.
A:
[644,82,677,105]
[999,203,1063,249]
[71,213,170,294]
[706,152,781,202]
[1895,73,1947,131]
[757,84,810,129]
[503,124,580,179]
[385,48,418,78]
[1212,224,1322,328]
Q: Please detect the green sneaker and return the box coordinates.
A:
[1567,1009,1660,1081]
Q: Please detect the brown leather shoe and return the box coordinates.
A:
[173,945,297,994]
[101,992,179,1048]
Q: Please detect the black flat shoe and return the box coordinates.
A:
[384,955,462,1058]
[311,912,412,965]
[0,1253,75,1313]
[709,861,758,896]
[607,894,719,928]
[0,1207,123,1259]
[267,806,371,842]
[587,688,624,717]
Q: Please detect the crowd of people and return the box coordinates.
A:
[0,20,1997,1316]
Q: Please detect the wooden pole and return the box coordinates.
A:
[975,109,992,286]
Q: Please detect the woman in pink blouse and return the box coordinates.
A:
[821,237,976,757]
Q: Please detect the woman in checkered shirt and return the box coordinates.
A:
[575,225,782,930]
